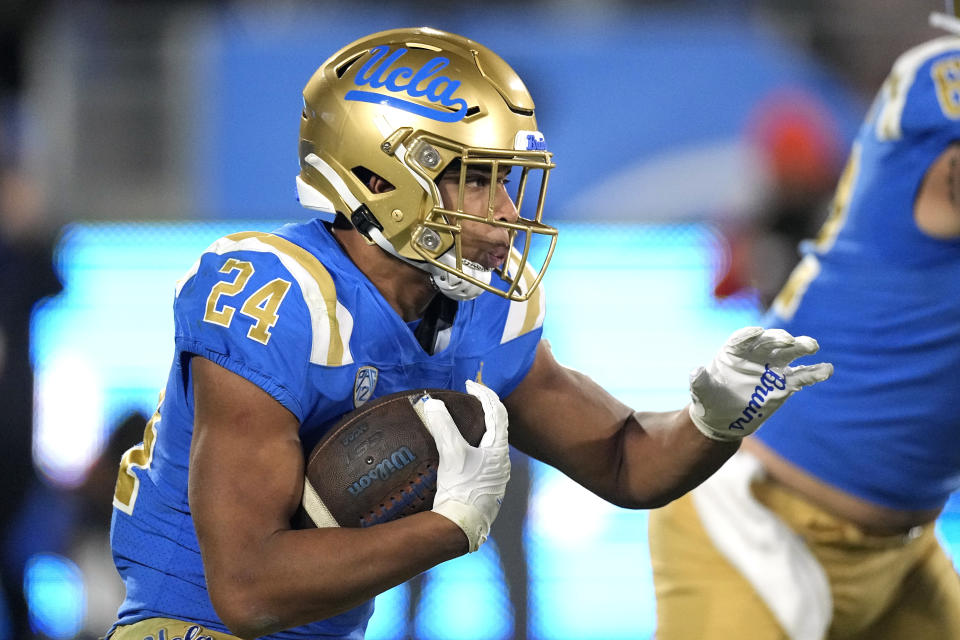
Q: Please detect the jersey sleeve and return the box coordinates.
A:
[872,37,960,142]
[173,231,354,421]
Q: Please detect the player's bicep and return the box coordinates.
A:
[504,340,633,500]
[175,245,327,419]
[188,356,303,576]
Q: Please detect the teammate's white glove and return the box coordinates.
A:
[689,327,833,442]
[414,380,510,552]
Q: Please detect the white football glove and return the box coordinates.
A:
[413,380,510,552]
[689,327,834,442]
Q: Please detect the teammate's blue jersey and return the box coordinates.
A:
[109,218,545,638]
[757,37,960,511]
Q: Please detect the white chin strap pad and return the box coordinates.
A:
[428,250,492,302]
[366,228,491,301]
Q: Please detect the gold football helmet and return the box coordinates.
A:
[296,27,557,301]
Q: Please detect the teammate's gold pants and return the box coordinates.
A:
[649,454,960,640]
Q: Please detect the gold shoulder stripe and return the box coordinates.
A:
[501,248,546,343]
[876,37,960,140]
[225,231,348,366]
[519,264,544,336]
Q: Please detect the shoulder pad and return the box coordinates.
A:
[177,231,355,366]
[874,36,960,141]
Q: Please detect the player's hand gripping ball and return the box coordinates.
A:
[298,388,487,529]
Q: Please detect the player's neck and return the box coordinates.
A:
[331,225,437,321]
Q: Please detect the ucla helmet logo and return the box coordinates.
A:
[345,45,469,123]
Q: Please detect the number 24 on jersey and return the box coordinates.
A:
[202,258,292,345]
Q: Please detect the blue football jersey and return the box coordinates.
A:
[110,218,545,638]
[757,37,960,510]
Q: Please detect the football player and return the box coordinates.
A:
[107,27,831,640]
[649,11,960,640]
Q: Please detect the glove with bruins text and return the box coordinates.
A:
[688,327,833,441]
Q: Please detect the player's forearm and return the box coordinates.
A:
[612,408,739,509]
[205,511,466,638]
[613,327,833,505]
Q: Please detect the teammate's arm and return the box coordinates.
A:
[915,142,960,238]
[188,356,466,638]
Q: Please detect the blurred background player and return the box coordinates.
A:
[0,21,60,632]
[105,27,830,640]
[712,89,844,308]
[649,10,960,640]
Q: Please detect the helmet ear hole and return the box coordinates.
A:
[352,167,395,194]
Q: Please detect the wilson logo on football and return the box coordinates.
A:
[345,45,469,122]
[347,446,418,496]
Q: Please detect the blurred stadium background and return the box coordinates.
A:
[1,1,957,639]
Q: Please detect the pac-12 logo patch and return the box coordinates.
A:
[353,366,379,407]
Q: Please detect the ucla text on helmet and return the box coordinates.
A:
[345,45,469,123]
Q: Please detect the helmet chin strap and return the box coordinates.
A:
[930,11,960,34]
[297,153,492,301]
[366,227,491,301]
[429,250,492,301]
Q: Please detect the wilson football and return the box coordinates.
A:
[298,388,486,528]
